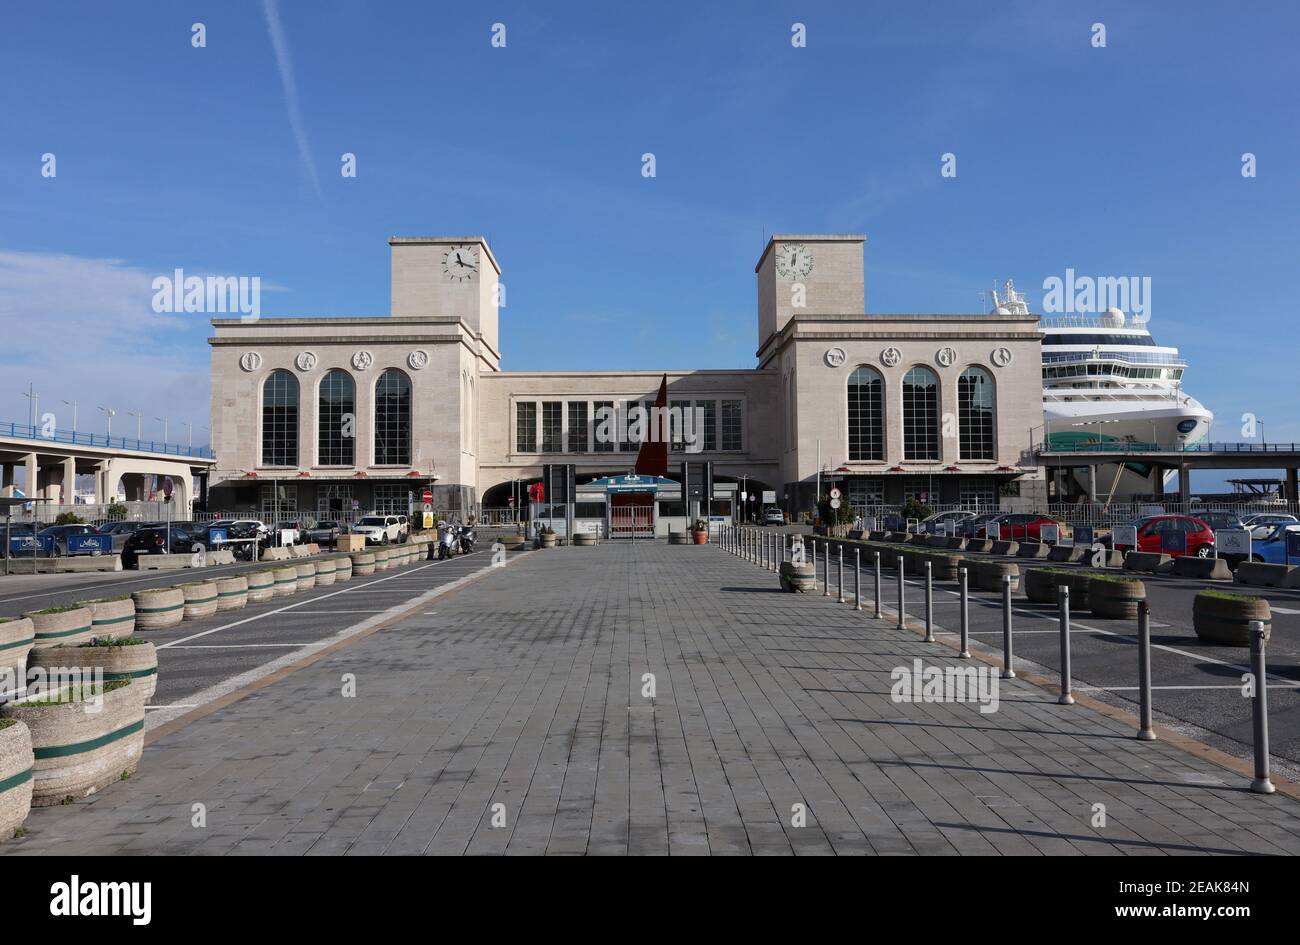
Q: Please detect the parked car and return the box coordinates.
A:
[956,512,1002,539]
[1241,513,1300,539]
[1108,514,1216,558]
[1249,523,1300,564]
[919,510,975,535]
[121,522,212,568]
[351,515,404,545]
[762,506,785,526]
[37,524,108,556]
[1195,511,1248,533]
[303,520,345,545]
[984,513,1071,542]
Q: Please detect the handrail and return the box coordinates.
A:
[0,421,215,459]
[1036,441,1300,455]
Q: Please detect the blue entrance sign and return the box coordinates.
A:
[1073,526,1093,547]
[588,474,677,494]
[207,527,229,545]
[1160,528,1187,554]
[7,535,54,555]
[67,534,111,555]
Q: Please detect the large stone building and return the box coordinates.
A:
[207,234,1043,522]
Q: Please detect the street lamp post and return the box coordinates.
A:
[61,399,78,435]
[22,384,38,431]
[181,421,192,448]
[98,406,115,437]
[127,410,143,442]
[156,417,169,443]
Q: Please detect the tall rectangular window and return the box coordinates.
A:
[669,400,688,452]
[619,400,638,452]
[593,401,614,453]
[567,401,589,453]
[701,400,717,452]
[541,401,563,452]
[721,400,743,451]
[516,402,537,453]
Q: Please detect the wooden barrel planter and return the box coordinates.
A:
[245,570,275,603]
[314,557,337,587]
[1193,591,1271,646]
[176,581,219,621]
[83,597,135,639]
[214,575,248,612]
[132,587,185,631]
[668,531,689,545]
[0,617,35,700]
[0,718,33,840]
[294,562,317,592]
[779,562,818,593]
[333,555,353,583]
[25,605,95,650]
[1,678,146,807]
[350,551,376,576]
[1088,576,1146,619]
[30,639,158,703]
[573,532,598,546]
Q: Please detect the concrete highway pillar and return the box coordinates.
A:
[23,452,37,499]
[62,456,76,506]
[1,463,12,489]
[1288,468,1299,508]
[1086,464,1097,502]
[1177,465,1191,503]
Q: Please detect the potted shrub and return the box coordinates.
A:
[1193,590,1271,646]
[30,638,158,702]
[83,596,135,638]
[690,519,709,545]
[1088,574,1146,619]
[0,678,146,807]
[24,604,94,649]
[0,616,35,700]
[0,718,33,840]
[539,525,557,549]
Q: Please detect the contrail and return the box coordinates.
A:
[261,0,320,196]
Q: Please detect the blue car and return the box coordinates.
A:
[1249,523,1300,565]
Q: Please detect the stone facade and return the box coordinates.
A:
[207,233,1044,519]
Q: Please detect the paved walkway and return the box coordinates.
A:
[8,541,1300,855]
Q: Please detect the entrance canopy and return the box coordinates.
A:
[585,474,677,494]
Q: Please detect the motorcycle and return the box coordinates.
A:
[458,524,476,554]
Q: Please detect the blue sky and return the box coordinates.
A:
[1,1,1296,488]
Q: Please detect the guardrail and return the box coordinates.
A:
[0,420,215,459]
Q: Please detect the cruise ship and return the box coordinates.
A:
[990,280,1214,500]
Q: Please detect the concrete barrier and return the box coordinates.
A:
[83,598,135,639]
[1124,552,1173,574]
[207,549,235,566]
[945,537,968,551]
[176,581,219,620]
[1170,556,1233,581]
[1,678,146,807]
[260,546,292,562]
[135,553,196,571]
[132,587,185,630]
[1047,545,1085,563]
[25,606,95,649]
[1016,542,1050,560]
[1233,562,1294,588]
[0,718,33,840]
[37,555,123,574]
[990,540,1019,557]
[965,538,993,554]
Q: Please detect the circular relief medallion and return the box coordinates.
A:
[824,346,846,368]
[408,349,430,370]
[880,346,902,368]
[351,350,374,371]
[991,346,1013,367]
[295,351,318,372]
[936,346,957,368]
[239,351,262,372]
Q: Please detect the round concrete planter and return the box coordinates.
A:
[502,537,526,552]
[333,555,353,583]
[294,562,317,592]
[373,547,392,571]
[30,639,158,703]
[974,560,1020,592]
[1193,592,1271,646]
[215,575,249,612]
[573,532,598,547]
[779,562,817,593]
[539,532,558,548]
[400,546,415,566]
[271,565,298,597]
[1088,577,1146,620]
[925,554,961,582]
[1,678,146,807]
[132,587,185,630]
[0,719,34,841]
[245,570,275,603]
[83,597,135,639]
[350,551,376,576]
[0,617,35,700]
[1024,568,1063,604]
[176,581,219,620]
[25,606,95,650]
[314,557,337,587]
[667,531,690,545]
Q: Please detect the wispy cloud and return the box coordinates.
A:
[261,0,320,197]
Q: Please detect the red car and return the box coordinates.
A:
[1114,515,1216,558]
[986,513,1072,542]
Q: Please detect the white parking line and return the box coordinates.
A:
[163,643,312,649]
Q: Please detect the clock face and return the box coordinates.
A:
[775,242,813,279]
[441,244,480,283]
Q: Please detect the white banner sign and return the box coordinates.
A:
[985,522,1000,541]
[1040,524,1059,544]
[762,490,776,504]
[1111,525,1138,548]
[1215,528,1251,556]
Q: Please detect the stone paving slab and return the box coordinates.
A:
[7,540,1300,856]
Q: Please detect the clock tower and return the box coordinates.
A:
[755,234,866,351]
[389,235,501,361]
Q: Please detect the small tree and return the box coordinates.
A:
[54,511,86,525]
[816,494,856,537]
[106,501,128,519]
[901,497,933,528]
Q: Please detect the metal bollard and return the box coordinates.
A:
[1250,622,1275,794]
[874,552,882,619]
[1136,601,1155,740]
[958,567,970,658]
[823,542,830,597]
[811,538,817,578]
[837,546,845,603]
[1001,574,1015,679]
[896,555,905,630]
[854,548,862,611]
[924,561,934,643]
[1058,585,1074,705]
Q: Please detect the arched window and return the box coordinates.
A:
[847,366,884,461]
[261,370,299,466]
[902,366,939,461]
[374,368,411,465]
[318,369,355,466]
[958,366,995,460]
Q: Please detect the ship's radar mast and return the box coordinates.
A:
[990,279,1030,315]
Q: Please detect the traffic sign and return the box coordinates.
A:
[830,498,841,510]
[422,490,433,503]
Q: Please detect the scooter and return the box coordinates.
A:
[458,524,476,554]
[438,522,458,560]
